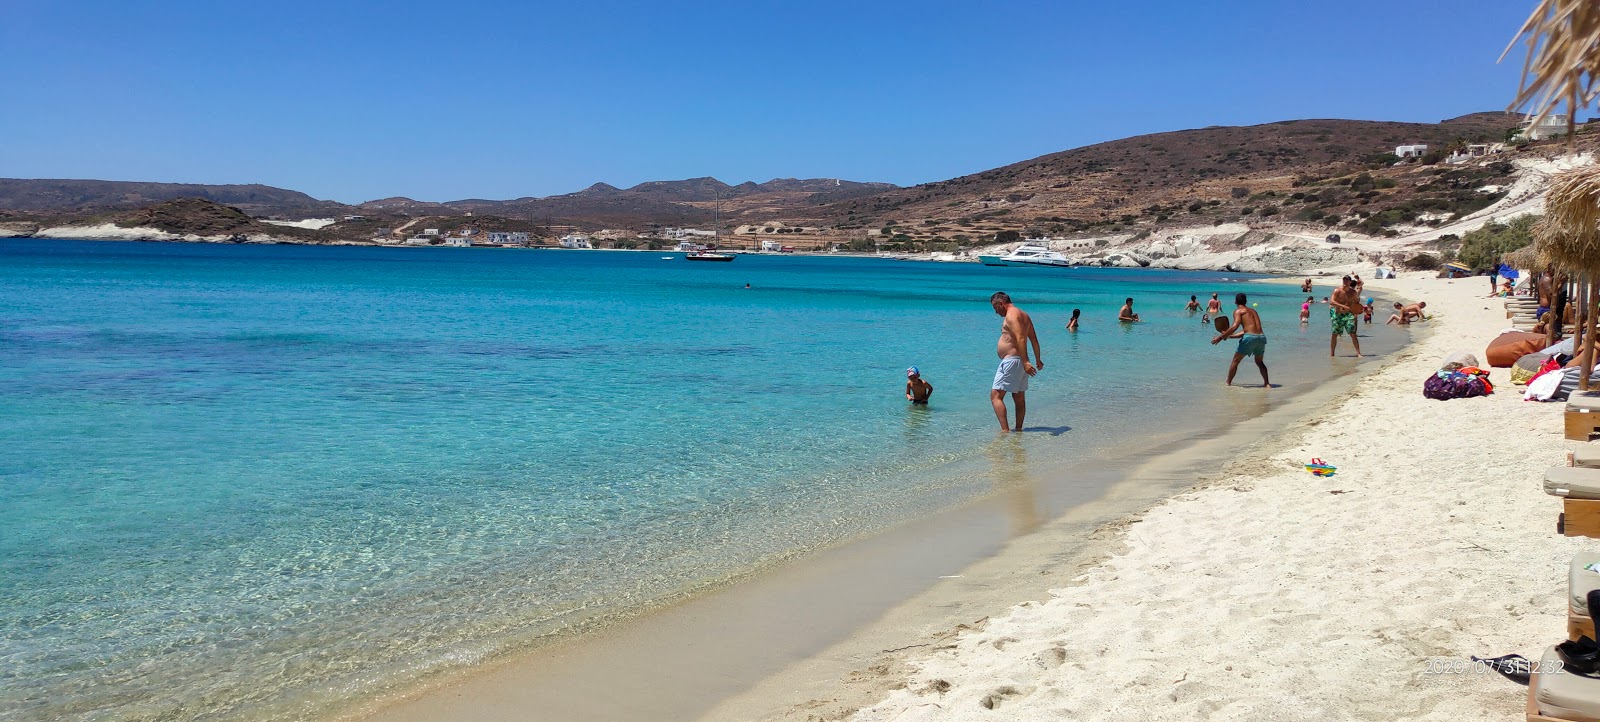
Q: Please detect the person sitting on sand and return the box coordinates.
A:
[1186,295,1201,312]
[1119,298,1141,323]
[1206,293,1221,315]
[905,366,933,405]
[1212,292,1269,387]
[1066,308,1080,332]
[1386,302,1408,326]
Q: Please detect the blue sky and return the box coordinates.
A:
[1,0,1547,203]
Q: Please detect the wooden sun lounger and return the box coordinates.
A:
[1546,467,1600,538]
[1568,396,1600,442]
[1528,646,1600,721]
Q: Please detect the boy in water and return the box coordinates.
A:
[1066,308,1080,332]
[905,366,933,405]
[1212,292,1269,387]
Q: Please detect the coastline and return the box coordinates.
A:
[784,272,1575,721]
[353,278,1416,722]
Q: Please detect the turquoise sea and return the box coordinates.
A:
[0,240,1402,720]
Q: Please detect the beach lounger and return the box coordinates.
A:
[1546,467,1600,537]
[1577,444,1600,469]
[1529,646,1600,721]
[1572,553,1600,641]
[1569,395,1600,441]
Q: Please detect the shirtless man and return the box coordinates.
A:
[1118,298,1141,322]
[1185,295,1201,312]
[1399,301,1427,322]
[1212,292,1269,387]
[1330,276,1364,357]
[989,292,1041,433]
[1206,293,1222,315]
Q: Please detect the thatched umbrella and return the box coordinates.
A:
[1534,166,1600,385]
[1504,0,1600,139]
[1504,244,1543,270]
[1538,165,1600,272]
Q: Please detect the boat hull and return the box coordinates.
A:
[685,255,735,262]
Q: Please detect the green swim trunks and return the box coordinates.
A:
[1235,333,1267,357]
[1331,311,1357,335]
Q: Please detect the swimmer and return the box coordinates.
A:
[1118,297,1141,323]
[1185,295,1201,312]
[1066,308,1080,332]
[905,366,933,405]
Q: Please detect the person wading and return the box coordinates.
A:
[989,292,1040,433]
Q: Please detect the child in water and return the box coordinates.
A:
[1299,296,1312,324]
[905,366,933,405]
[1067,308,1081,332]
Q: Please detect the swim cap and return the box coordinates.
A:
[906,366,920,377]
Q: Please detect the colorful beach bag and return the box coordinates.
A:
[1305,458,1337,477]
[1424,369,1492,400]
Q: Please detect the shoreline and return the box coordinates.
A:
[353,279,1414,722]
[800,272,1575,721]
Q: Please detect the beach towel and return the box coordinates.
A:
[1527,370,1567,401]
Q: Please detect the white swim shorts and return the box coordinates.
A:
[992,356,1028,393]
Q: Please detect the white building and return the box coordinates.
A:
[487,231,529,246]
[422,228,440,237]
[405,236,433,246]
[444,236,470,247]
[1395,144,1429,158]
[663,227,717,240]
[676,240,708,252]
[559,234,593,249]
[1523,113,1571,141]
[761,240,784,252]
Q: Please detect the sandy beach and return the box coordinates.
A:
[701,271,1577,722]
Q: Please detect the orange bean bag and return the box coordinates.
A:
[1485,331,1550,368]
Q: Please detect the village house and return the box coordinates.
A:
[486,232,529,246]
[1394,144,1429,159]
[559,234,593,249]
[1521,112,1571,141]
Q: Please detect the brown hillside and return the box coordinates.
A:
[809,113,1522,234]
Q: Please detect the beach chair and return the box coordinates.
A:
[1529,646,1600,721]
[1545,466,1600,538]
[1572,553,1600,641]
[1575,443,1600,469]
[1568,395,1600,442]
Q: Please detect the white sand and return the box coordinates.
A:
[843,273,1583,721]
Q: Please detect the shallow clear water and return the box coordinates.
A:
[0,240,1401,720]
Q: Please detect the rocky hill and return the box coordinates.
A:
[804,113,1524,239]
[0,179,344,218]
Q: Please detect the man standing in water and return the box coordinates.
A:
[1330,275,1364,357]
[990,292,1040,433]
[1212,292,1269,386]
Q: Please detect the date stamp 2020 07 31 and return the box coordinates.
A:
[1424,657,1564,675]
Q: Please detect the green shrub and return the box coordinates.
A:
[1457,214,1538,269]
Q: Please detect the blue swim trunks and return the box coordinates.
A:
[1235,333,1267,358]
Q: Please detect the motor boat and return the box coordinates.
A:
[684,251,735,262]
[978,243,1072,267]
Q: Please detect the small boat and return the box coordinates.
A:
[661,256,675,260]
[978,242,1072,268]
[685,252,735,262]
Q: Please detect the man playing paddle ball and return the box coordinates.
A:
[989,292,1040,433]
[1212,292,1269,387]
[1330,275,1364,358]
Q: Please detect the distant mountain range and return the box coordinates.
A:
[0,176,897,228]
[0,112,1535,238]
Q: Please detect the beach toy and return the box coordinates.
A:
[1251,303,1258,307]
[1305,458,1337,477]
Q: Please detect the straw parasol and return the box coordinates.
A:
[1536,165,1600,274]
[1504,244,1543,270]
[1503,0,1600,139]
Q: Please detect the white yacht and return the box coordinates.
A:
[978,242,1072,268]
